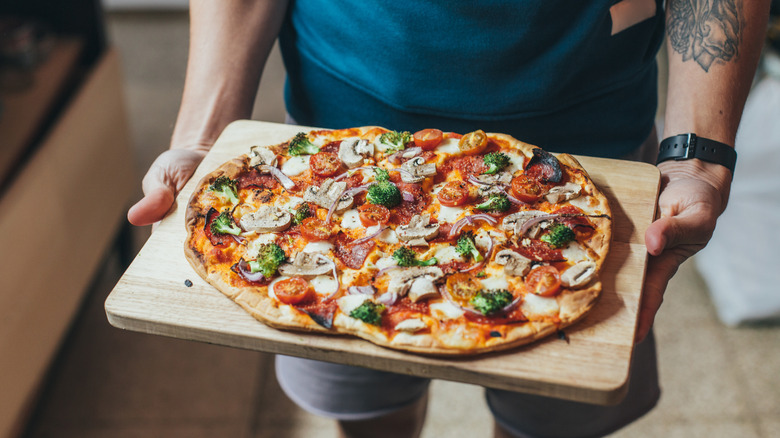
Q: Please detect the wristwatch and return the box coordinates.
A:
[656,133,737,173]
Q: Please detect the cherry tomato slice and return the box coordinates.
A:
[300,217,332,241]
[310,152,343,177]
[273,277,312,305]
[445,272,483,304]
[510,175,544,203]
[458,130,488,155]
[413,129,444,150]
[358,203,390,226]
[437,181,471,207]
[525,265,562,297]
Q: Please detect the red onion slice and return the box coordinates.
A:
[517,213,561,235]
[500,295,524,314]
[448,214,499,238]
[376,291,399,306]
[259,165,296,190]
[348,285,375,295]
[388,146,422,164]
[235,259,267,283]
[316,254,341,301]
[354,226,389,245]
[401,191,415,202]
[325,186,350,223]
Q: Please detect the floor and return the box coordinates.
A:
[21,11,780,438]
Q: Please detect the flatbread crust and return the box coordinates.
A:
[184,127,612,356]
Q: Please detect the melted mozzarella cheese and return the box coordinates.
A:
[340,209,361,229]
[521,293,560,317]
[480,276,509,290]
[337,294,369,314]
[275,195,304,210]
[433,245,465,264]
[561,242,590,263]
[367,225,399,244]
[567,195,598,214]
[437,205,466,223]
[430,301,466,320]
[303,241,334,254]
[246,233,279,258]
[436,138,461,155]
[375,256,398,270]
[311,275,339,296]
[281,155,311,176]
[503,151,527,174]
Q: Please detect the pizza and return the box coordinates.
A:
[184,127,612,355]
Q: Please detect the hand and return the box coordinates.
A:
[637,160,732,343]
[127,148,209,226]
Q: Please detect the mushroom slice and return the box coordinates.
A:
[400,157,437,183]
[408,277,439,303]
[545,182,582,204]
[502,210,548,238]
[386,266,444,298]
[338,138,374,169]
[249,145,278,167]
[397,214,439,247]
[560,261,597,288]
[474,172,512,196]
[494,249,532,277]
[303,178,354,212]
[278,252,333,278]
[394,318,428,333]
[240,205,292,233]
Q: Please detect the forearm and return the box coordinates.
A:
[171,0,289,151]
[664,0,770,145]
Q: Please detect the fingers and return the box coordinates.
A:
[644,209,715,257]
[127,148,207,227]
[127,186,176,226]
[635,251,681,343]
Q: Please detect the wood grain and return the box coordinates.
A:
[105,120,660,405]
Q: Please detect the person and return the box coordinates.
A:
[127,1,770,437]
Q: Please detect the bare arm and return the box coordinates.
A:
[128,0,289,226]
[638,0,770,341]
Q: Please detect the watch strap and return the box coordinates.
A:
[656,133,737,173]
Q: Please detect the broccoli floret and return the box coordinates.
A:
[367,180,402,208]
[482,152,511,175]
[373,167,390,182]
[350,301,385,325]
[392,247,438,267]
[210,209,242,235]
[208,176,239,204]
[379,130,412,153]
[291,203,312,225]
[470,289,514,315]
[288,132,320,156]
[475,193,511,212]
[455,231,483,262]
[247,243,287,278]
[540,223,575,248]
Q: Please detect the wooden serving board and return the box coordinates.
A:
[105,120,660,405]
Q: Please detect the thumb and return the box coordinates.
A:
[644,212,714,257]
[127,186,176,226]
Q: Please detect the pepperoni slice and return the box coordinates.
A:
[310,152,343,177]
[514,239,564,262]
[333,232,375,269]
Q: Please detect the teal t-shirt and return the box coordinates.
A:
[279,0,664,158]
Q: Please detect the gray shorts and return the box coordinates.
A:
[276,332,660,438]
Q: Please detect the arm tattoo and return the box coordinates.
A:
[667,0,744,72]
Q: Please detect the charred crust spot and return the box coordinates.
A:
[489,331,502,338]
